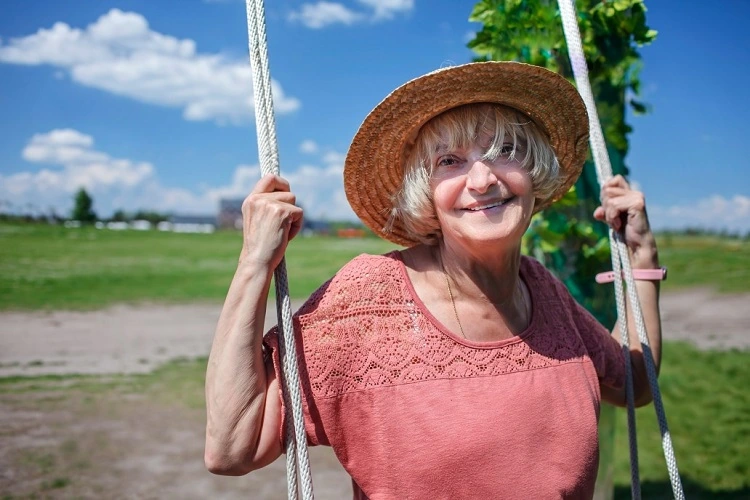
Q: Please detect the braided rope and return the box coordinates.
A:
[610,231,641,498]
[244,1,314,498]
[557,1,684,498]
[273,271,300,499]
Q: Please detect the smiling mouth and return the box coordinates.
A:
[463,197,514,211]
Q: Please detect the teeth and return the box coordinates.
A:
[469,200,506,211]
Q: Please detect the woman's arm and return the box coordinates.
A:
[204,174,303,475]
[594,175,662,407]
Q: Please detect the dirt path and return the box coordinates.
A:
[2,289,748,378]
[1,290,748,499]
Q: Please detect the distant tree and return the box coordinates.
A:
[71,188,97,223]
[111,209,129,222]
[132,210,169,225]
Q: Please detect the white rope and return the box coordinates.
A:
[557,1,684,498]
[244,0,314,498]
[610,231,641,498]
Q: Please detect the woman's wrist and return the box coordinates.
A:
[595,267,667,284]
[631,239,659,268]
[235,256,275,292]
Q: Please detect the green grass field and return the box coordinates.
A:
[657,234,750,293]
[1,222,747,311]
[612,341,750,498]
[0,223,398,311]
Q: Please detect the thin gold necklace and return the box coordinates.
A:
[441,261,467,339]
[441,258,530,340]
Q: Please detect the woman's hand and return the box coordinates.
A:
[593,175,658,266]
[241,174,304,270]
[594,177,663,407]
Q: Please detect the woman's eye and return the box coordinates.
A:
[437,156,459,167]
[500,144,515,155]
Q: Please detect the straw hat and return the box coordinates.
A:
[343,61,590,247]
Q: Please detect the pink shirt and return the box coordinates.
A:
[265,252,625,499]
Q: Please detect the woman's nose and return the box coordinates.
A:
[465,160,497,193]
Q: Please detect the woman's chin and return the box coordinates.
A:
[443,216,529,248]
[445,228,525,251]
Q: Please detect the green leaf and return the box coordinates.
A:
[629,99,649,115]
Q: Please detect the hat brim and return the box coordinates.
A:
[344,61,590,247]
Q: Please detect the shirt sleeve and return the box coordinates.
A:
[566,293,626,391]
[524,255,626,391]
[262,283,334,449]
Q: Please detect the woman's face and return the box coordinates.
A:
[429,135,535,250]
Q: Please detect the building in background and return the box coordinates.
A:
[218,198,243,230]
[218,197,333,235]
[161,214,217,233]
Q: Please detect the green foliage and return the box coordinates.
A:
[131,210,170,224]
[468,0,657,324]
[468,0,656,153]
[107,209,170,224]
[71,187,97,223]
[111,209,129,222]
[522,187,614,323]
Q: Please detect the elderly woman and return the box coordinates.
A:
[204,61,662,499]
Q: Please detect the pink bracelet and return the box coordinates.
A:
[595,267,667,284]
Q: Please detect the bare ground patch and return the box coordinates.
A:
[0,381,351,499]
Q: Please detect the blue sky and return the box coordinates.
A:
[1,0,748,232]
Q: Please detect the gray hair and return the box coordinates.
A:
[387,103,562,245]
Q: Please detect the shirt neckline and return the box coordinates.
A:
[388,250,540,349]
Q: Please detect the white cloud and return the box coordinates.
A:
[202,165,262,203]
[283,160,355,221]
[0,129,357,222]
[357,0,414,20]
[322,151,346,168]
[288,0,413,28]
[300,140,319,154]
[19,129,153,191]
[288,2,363,29]
[649,195,750,234]
[0,129,156,216]
[0,9,300,124]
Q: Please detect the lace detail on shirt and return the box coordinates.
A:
[286,253,604,399]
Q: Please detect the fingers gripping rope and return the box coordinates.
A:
[245,0,314,498]
[557,1,684,498]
